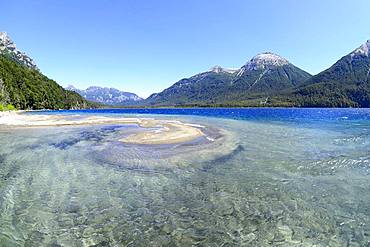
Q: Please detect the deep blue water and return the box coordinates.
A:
[33,107,370,122]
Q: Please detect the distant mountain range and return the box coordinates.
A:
[0,32,88,110]
[0,30,369,109]
[145,52,312,106]
[145,40,370,107]
[66,85,143,106]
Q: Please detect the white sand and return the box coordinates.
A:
[0,111,204,144]
[120,122,204,144]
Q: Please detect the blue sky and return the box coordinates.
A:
[1,0,370,98]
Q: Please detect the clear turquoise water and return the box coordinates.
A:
[0,108,369,246]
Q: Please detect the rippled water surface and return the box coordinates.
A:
[0,108,369,246]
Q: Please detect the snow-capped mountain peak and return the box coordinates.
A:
[66,85,143,105]
[66,85,77,90]
[351,40,370,58]
[0,31,39,70]
[243,52,289,71]
[208,65,238,74]
[0,32,14,48]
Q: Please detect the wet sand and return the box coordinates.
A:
[120,121,204,144]
[0,111,204,144]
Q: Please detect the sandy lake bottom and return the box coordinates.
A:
[0,110,369,246]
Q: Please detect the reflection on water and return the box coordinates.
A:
[0,113,369,246]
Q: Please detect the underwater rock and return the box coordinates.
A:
[242,232,257,243]
[277,224,293,240]
[161,223,174,234]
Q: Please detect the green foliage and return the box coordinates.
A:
[0,55,90,110]
[145,64,312,106]
[6,104,15,111]
[144,52,370,108]
[0,104,16,111]
[280,54,370,107]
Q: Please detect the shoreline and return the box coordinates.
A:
[0,111,204,145]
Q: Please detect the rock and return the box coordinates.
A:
[162,223,173,234]
[242,232,256,243]
[179,207,189,214]
[278,224,293,235]
[0,32,39,70]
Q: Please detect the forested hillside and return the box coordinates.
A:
[0,55,88,110]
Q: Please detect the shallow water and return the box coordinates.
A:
[0,108,369,246]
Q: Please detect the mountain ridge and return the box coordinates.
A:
[0,32,89,110]
[145,40,370,107]
[276,40,370,107]
[1,30,369,108]
[66,85,143,106]
[145,52,312,106]
[0,32,39,71]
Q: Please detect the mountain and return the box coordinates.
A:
[145,52,311,106]
[2,30,368,108]
[0,32,88,110]
[0,32,38,70]
[66,85,143,106]
[145,66,237,105]
[225,53,311,100]
[274,40,370,107]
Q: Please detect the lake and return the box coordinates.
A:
[0,108,369,246]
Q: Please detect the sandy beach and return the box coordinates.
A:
[0,111,204,144]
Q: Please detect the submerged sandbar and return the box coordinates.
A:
[120,121,204,144]
[0,111,204,145]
